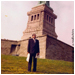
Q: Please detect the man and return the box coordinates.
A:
[27,34,40,72]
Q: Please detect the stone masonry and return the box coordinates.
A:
[1,39,18,55]
[21,2,57,40]
[1,35,74,62]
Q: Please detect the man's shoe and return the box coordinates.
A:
[33,70,36,72]
[28,70,31,72]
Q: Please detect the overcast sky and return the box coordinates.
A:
[1,1,74,46]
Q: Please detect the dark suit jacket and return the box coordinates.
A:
[27,38,40,54]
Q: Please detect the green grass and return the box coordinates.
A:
[1,54,74,74]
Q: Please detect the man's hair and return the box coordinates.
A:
[32,34,36,36]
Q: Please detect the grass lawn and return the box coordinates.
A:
[1,54,74,74]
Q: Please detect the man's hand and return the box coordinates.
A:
[27,52,29,54]
[37,53,39,56]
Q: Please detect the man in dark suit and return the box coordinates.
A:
[27,34,40,72]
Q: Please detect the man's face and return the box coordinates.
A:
[32,35,36,39]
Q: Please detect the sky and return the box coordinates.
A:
[1,1,74,46]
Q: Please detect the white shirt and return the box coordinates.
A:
[33,38,36,43]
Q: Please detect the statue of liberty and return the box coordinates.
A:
[38,1,50,7]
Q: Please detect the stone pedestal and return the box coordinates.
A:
[17,35,74,62]
[21,4,57,40]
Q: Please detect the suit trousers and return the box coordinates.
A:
[28,53,37,71]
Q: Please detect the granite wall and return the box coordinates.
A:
[1,35,74,62]
[1,39,18,55]
[46,35,74,62]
